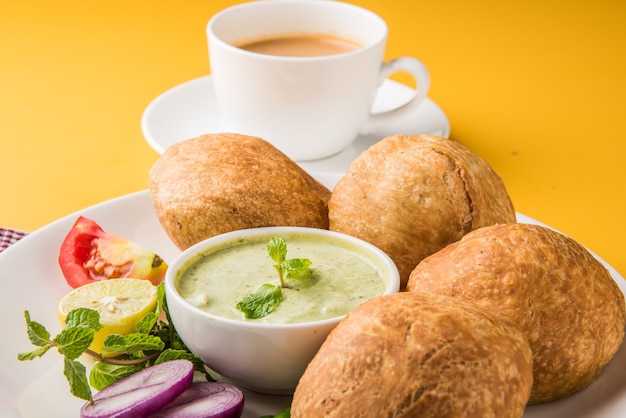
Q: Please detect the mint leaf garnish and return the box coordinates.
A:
[236,237,313,318]
[154,348,198,364]
[237,283,283,319]
[282,258,312,280]
[267,237,312,287]
[102,333,165,356]
[64,308,102,330]
[64,357,92,401]
[24,311,51,347]
[155,348,208,376]
[54,327,96,360]
[89,362,143,391]
[135,310,159,334]
[267,236,287,264]
[17,345,50,361]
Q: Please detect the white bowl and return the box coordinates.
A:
[164,226,400,394]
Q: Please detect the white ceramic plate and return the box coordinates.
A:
[141,76,451,175]
[2,173,626,417]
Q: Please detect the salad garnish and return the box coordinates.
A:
[18,283,212,403]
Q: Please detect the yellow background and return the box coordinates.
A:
[1,1,625,275]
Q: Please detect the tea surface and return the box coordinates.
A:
[236,34,361,57]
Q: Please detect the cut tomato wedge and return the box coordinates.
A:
[59,216,167,288]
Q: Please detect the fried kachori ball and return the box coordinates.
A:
[329,134,516,287]
[149,133,331,250]
[407,223,626,403]
[292,291,533,418]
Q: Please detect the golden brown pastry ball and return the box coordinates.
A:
[149,133,331,250]
[328,134,516,288]
[292,291,533,418]
[406,223,625,403]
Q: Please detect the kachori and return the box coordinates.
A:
[149,133,331,250]
[292,291,533,418]
[328,134,516,287]
[407,223,626,403]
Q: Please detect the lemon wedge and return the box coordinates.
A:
[58,278,158,355]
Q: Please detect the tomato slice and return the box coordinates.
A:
[58,216,167,288]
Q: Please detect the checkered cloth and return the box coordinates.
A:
[0,228,28,253]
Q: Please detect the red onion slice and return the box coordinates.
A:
[80,359,194,418]
[149,381,245,418]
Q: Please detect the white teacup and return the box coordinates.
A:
[207,0,430,161]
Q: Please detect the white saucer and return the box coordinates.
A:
[141,76,450,174]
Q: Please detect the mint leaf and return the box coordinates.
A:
[102,333,165,356]
[156,283,167,316]
[154,348,198,364]
[19,311,53,360]
[89,362,143,391]
[267,237,287,264]
[282,258,312,279]
[135,311,159,334]
[24,311,51,347]
[55,328,95,360]
[64,357,92,402]
[267,237,312,288]
[64,308,102,331]
[236,283,283,319]
[18,345,51,361]
[155,349,215,381]
[155,283,177,344]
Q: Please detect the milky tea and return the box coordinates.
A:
[235,34,362,57]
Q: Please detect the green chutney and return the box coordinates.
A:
[176,234,386,323]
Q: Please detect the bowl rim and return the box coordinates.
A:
[164,226,400,329]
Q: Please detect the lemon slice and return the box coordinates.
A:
[58,278,158,355]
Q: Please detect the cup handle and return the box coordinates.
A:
[362,57,431,133]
